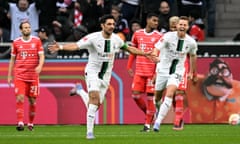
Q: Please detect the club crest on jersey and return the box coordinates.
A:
[151,37,156,42]
[31,43,36,48]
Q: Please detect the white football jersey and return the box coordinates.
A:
[76,31,125,82]
[155,31,198,76]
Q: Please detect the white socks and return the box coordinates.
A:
[155,96,173,124]
[87,104,98,133]
[76,89,89,108]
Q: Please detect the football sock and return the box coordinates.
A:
[174,94,184,125]
[132,94,146,114]
[155,96,173,124]
[16,101,24,123]
[76,89,89,108]
[29,103,36,124]
[145,96,155,124]
[87,104,98,133]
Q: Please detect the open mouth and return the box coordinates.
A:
[206,83,232,97]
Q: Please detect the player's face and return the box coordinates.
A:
[204,62,233,97]
[21,23,31,37]
[176,19,189,37]
[147,16,159,30]
[101,19,115,37]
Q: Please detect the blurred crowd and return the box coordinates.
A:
[0,0,217,59]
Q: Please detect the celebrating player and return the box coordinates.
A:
[48,14,158,139]
[153,16,198,132]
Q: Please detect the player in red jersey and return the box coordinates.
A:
[127,13,163,132]
[7,21,45,131]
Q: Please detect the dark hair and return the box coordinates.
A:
[99,14,115,24]
[146,13,159,19]
[130,19,141,26]
[179,16,189,21]
[19,20,30,29]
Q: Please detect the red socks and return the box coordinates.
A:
[174,94,184,125]
[145,96,155,125]
[29,104,36,124]
[132,94,147,114]
[16,101,24,123]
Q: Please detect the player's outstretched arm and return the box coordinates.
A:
[48,41,79,53]
[126,46,159,63]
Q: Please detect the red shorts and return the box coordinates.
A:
[132,75,154,93]
[14,79,39,97]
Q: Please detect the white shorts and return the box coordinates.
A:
[85,71,109,103]
[155,73,182,91]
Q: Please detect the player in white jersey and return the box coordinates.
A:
[152,16,198,132]
[48,14,158,140]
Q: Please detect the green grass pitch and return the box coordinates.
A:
[0,124,239,144]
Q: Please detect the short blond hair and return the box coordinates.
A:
[169,16,179,24]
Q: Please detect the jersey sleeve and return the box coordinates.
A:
[76,35,92,50]
[155,35,167,50]
[11,42,17,56]
[127,54,135,70]
[189,40,198,55]
[38,39,44,54]
[116,34,128,50]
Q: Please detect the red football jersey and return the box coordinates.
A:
[11,36,44,81]
[130,29,163,76]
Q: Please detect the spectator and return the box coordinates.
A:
[81,0,104,33]
[69,0,83,28]
[0,27,11,42]
[35,26,58,59]
[126,18,141,41]
[120,0,140,23]
[0,26,11,59]
[36,0,58,28]
[158,0,172,33]
[178,0,203,17]
[111,5,130,41]
[7,0,40,40]
[65,25,89,58]
[188,10,205,41]
[168,16,179,31]
[202,0,216,37]
[140,0,160,27]
[0,0,11,30]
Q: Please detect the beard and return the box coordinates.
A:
[22,32,31,37]
[203,75,233,89]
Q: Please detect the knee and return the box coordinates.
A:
[16,95,24,102]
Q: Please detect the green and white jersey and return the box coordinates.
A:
[155,31,198,76]
[76,31,126,82]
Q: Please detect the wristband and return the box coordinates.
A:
[59,45,63,50]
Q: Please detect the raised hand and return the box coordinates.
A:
[48,41,60,53]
